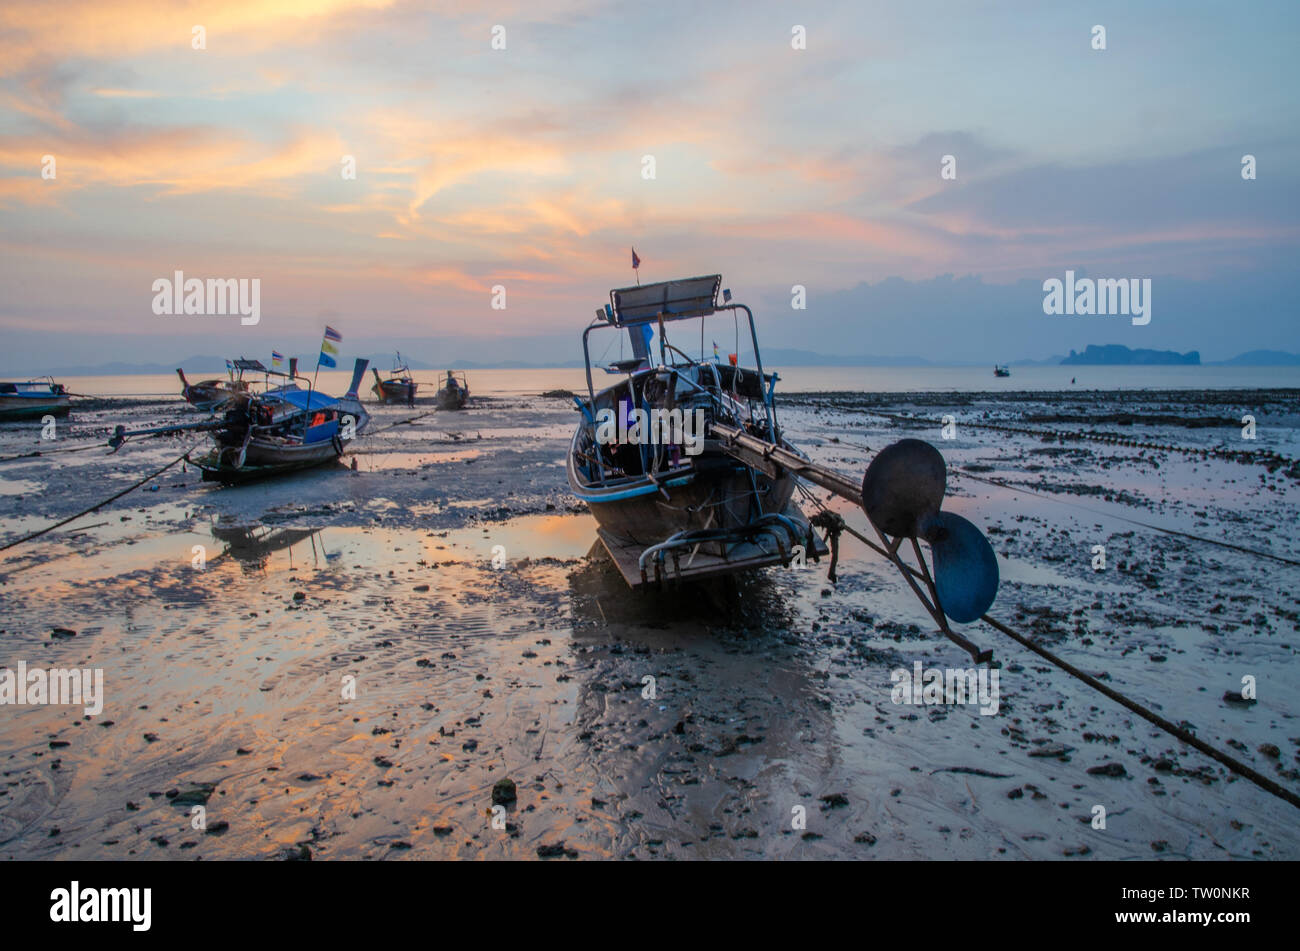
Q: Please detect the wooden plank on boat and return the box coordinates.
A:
[595,501,830,588]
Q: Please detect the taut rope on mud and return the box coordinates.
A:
[0,444,197,553]
[865,409,1297,471]
[708,419,1300,812]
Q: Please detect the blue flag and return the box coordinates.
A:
[318,352,337,369]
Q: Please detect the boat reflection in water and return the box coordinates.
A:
[208,518,338,574]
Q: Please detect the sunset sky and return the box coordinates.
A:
[1,0,1297,369]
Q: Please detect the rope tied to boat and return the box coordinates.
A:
[0,442,199,553]
[793,483,1300,811]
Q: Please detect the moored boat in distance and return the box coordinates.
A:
[0,377,71,420]
[189,358,371,483]
[435,370,469,410]
[177,360,258,412]
[994,364,1011,377]
[567,274,826,587]
[371,353,418,405]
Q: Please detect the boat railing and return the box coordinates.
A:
[580,300,778,444]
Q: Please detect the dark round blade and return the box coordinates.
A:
[860,438,946,538]
[924,511,999,623]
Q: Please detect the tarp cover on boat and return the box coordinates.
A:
[610,275,721,325]
[264,387,337,412]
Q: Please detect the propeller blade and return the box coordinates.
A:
[860,438,946,538]
[921,511,999,623]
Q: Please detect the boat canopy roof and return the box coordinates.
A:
[607,274,722,326]
[263,387,337,412]
[233,358,267,372]
[0,379,60,395]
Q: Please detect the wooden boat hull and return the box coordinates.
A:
[192,438,344,484]
[569,442,796,545]
[373,381,417,404]
[0,395,71,420]
[566,428,824,586]
[435,387,468,410]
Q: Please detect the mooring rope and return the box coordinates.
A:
[861,409,1295,470]
[0,444,196,553]
[954,469,1300,568]
[359,410,438,438]
[0,442,113,464]
[826,437,1300,568]
[794,483,1300,811]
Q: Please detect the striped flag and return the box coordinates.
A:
[631,248,640,270]
[271,351,284,370]
[318,326,341,369]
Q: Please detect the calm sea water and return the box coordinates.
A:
[56,365,1300,400]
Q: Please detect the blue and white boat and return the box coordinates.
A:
[0,378,71,420]
[191,358,370,483]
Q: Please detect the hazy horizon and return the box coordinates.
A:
[3,2,1298,367]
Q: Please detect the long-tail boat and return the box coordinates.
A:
[435,371,469,409]
[371,353,418,404]
[0,377,71,420]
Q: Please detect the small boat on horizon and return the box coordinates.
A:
[435,370,469,410]
[0,377,71,420]
[994,365,1011,377]
[371,353,418,405]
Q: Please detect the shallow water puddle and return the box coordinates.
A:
[348,448,484,470]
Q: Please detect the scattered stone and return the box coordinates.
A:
[492,778,517,806]
[170,783,217,806]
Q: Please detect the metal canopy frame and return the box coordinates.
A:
[581,296,777,444]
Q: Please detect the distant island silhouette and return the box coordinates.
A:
[1061,344,1199,366]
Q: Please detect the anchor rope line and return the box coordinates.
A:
[358,410,442,438]
[0,441,114,464]
[851,409,1296,470]
[826,438,1300,568]
[793,483,1300,811]
[953,469,1300,569]
[0,443,198,553]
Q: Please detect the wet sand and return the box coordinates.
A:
[1,388,1298,859]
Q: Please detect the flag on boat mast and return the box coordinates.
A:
[631,247,640,286]
[271,351,284,371]
[319,326,342,368]
[315,325,342,390]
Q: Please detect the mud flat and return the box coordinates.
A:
[0,388,1297,859]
